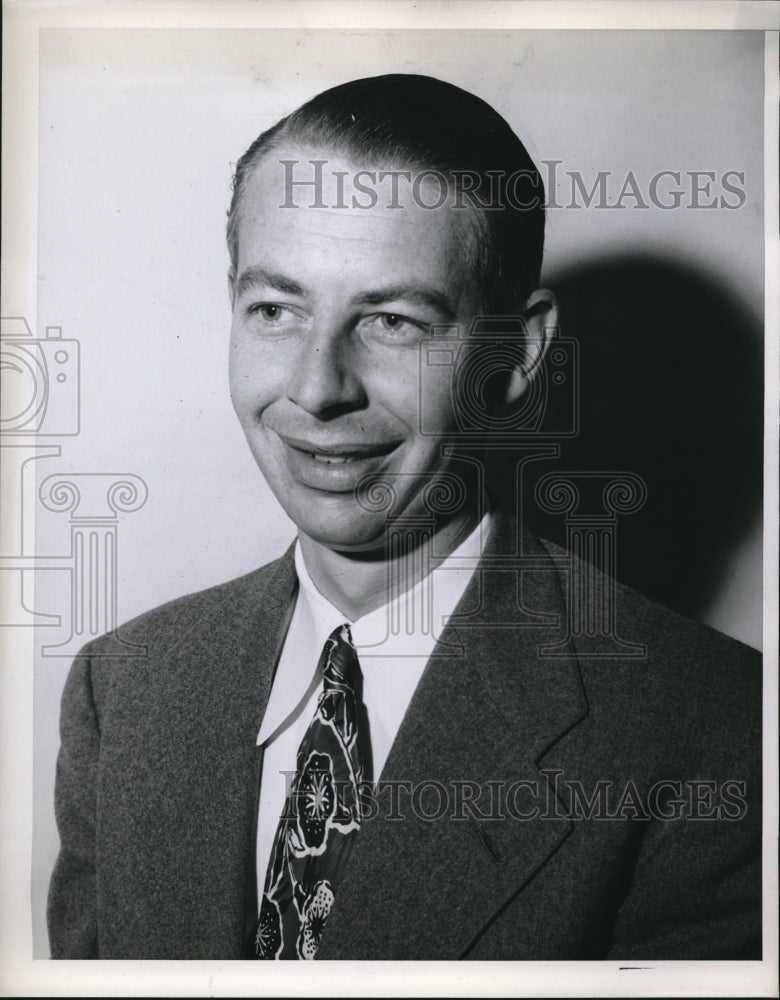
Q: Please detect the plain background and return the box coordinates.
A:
[27,28,765,958]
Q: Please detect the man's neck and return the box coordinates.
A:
[297,508,483,621]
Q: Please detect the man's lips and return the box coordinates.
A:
[273,431,402,491]
[278,433,401,462]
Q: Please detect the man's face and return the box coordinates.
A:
[229,147,482,553]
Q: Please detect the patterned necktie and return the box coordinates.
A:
[255,623,368,960]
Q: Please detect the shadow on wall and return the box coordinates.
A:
[490,253,764,624]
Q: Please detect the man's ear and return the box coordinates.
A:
[227,268,236,309]
[504,288,559,406]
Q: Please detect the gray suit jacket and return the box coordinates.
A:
[48,513,761,959]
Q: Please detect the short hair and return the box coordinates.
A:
[226,74,546,313]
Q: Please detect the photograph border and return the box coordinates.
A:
[1,1,777,996]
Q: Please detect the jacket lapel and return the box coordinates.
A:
[230,550,300,950]
[171,546,298,953]
[317,512,588,959]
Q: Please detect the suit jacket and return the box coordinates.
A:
[48,512,761,959]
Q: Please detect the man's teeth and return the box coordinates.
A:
[309,452,356,464]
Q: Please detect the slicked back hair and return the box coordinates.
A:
[227,74,546,314]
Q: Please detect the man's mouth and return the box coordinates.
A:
[280,434,399,462]
[273,432,402,491]
[308,452,361,465]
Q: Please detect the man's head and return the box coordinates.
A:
[227,74,545,315]
[227,74,555,555]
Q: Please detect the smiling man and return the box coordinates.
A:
[48,74,761,961]
[228,147,485,578]
[227,136,551,613]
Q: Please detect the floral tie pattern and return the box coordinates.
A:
[256,624,367,959]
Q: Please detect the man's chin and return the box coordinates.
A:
[296,515,391,557]
[279,489,384,551]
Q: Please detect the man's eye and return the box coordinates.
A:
[364,312,427,342]
[251,303,285,321]
[381,314,404,330]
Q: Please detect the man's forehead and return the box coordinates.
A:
[235,144,481,278]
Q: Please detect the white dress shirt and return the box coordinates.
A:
[255,512,491,897]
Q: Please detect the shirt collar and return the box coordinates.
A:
[350,512,491,654]
[255,547,346,746]
[257,511,491,745]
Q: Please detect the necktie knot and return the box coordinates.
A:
[322,623,359,696]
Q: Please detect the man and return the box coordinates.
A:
[48,74,761,960]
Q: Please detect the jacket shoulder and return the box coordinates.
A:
[537,534,760,664]
[536,535,761,767]
[81,547,295,659]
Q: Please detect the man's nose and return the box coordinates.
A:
[285,327,367,418]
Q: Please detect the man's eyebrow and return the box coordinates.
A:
[353,285,457,318]
[235,269,459,319]
[234,266,305,300]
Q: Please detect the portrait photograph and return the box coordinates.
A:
[1,1,777,996]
